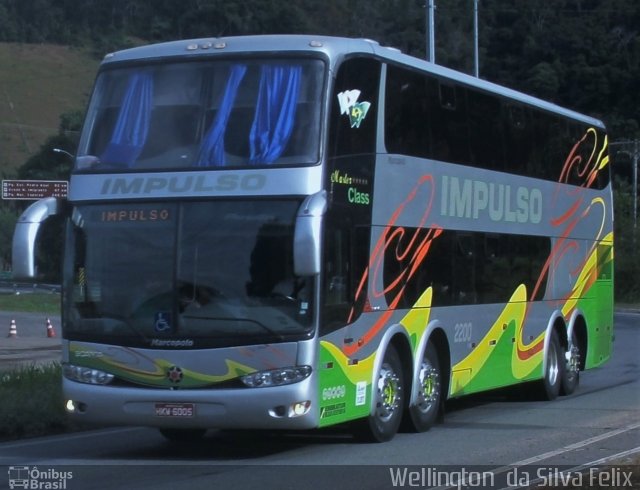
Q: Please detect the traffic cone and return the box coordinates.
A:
[7,319,17,338]
[46,318,56,338]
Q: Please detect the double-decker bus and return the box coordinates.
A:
[13,35,613,442]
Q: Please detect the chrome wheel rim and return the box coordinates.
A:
[416,361,440,413]
[547,340,560,386]
[375,365,401,422]
[565,345,579,381]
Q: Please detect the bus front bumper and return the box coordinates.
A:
[63,376,319,430]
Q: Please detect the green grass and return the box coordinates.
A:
[0,363,81,440]
[0,291,60,314]
[0,292,66,440]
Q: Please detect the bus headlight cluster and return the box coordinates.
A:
[63,363,114,385]
[241,365,312,388]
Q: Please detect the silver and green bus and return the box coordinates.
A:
[13,35,613,442]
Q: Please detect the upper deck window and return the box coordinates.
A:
[76,58,324,171]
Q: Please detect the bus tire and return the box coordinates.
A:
[539,330,564,401]
[560,331,580,396]
[352,344,404,443]
[404,342,441,432]
[159,428,206,442]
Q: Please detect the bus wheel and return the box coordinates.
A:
[405,342,441,432]
[353,344,404,443]
[560,332,580,396]
[159,428,206,442]
[539,330,564,401]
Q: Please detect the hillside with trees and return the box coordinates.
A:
[0,0,638,297]
[0,0,637,134]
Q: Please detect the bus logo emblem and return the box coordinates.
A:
[337,89,371,128]
[167,366,183,383]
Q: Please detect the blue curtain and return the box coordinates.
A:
[100,72,153,167]
[196,64,247,167]
[249,64,302,165]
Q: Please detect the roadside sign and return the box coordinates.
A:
[1,180,68,200]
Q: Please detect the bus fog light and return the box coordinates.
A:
[65,399,86,413]
[288,400,311,417]
[241,365,312,388]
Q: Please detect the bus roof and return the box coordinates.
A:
[102,34,605,130]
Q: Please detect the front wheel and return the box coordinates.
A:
[404,342,441,432]
[352,344,405,443]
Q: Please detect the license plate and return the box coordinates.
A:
[154,402,195,418]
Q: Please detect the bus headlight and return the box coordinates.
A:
[63,363,114,385]
[241,365,312,388]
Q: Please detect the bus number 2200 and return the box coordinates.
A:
[454,322,473,343]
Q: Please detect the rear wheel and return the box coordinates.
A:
[560,331,580,395]
[538,330,564,400]
[404,342,441,432]
[352,344,404,443]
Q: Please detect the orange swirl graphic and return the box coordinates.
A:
[345,175,440,356]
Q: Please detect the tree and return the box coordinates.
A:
[0,206,18,272]
[613,177,640,301]
[0,0,638,291]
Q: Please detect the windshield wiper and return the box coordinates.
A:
[182,314,288,341]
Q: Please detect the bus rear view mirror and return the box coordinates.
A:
[294,191,327,276]
[12,197,61,280]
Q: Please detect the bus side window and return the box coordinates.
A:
[384,65,436,159]
[435,82,470,165]
[321,219,369,335]
[321,223,351,334]
[467,89,505,171]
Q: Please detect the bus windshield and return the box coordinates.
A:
[76,58,324,171]
[63,200,313,348]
